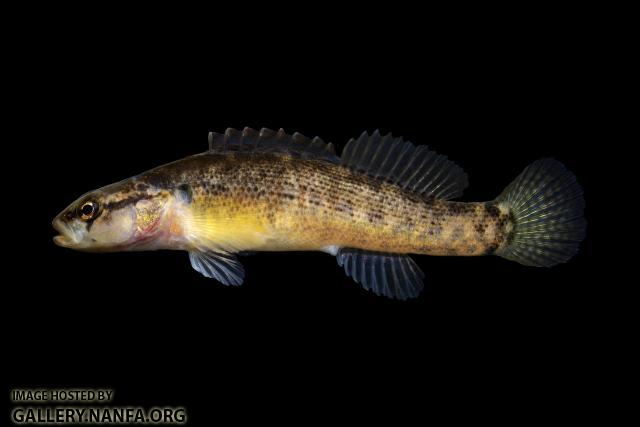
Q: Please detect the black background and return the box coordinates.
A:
[3,9,612,424]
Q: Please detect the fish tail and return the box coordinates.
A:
[494,159,586,267]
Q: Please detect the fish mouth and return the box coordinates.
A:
[52,217,77,248]
[53,234,73,247]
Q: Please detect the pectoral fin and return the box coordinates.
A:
[337,248,425,300]
[188,250,245,286]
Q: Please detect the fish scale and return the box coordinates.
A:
[52,128,586,300]
[170,153,497,255]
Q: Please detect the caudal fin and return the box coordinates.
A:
[494,159,586,267]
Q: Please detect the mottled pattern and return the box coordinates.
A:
[136,152,513,256]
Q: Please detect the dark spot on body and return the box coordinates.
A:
[177,184,193,203]
[484,243,499,255]
[485,203,500,218]
[451,226,464,241]
[428,224,443,236]
[447,203,474,216]
[367,212,384,223]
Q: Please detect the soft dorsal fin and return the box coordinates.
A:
[341,130,468,200]
[208,127,339,163]
[337,248,425,300]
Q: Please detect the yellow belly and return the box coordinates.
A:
[179,193,507,257]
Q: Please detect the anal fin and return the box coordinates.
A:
[189,250,245,286]
[336,248,425,300]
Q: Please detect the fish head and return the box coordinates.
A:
[52,178,172,252]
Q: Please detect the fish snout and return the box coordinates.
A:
[52,215,77,248]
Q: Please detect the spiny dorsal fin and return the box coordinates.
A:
[337,248,425,300]
[341,130,468,200]
[208,127,339,163]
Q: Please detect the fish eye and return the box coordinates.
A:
[78,201,99,221]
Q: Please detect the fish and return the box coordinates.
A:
[52,128,586,300]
